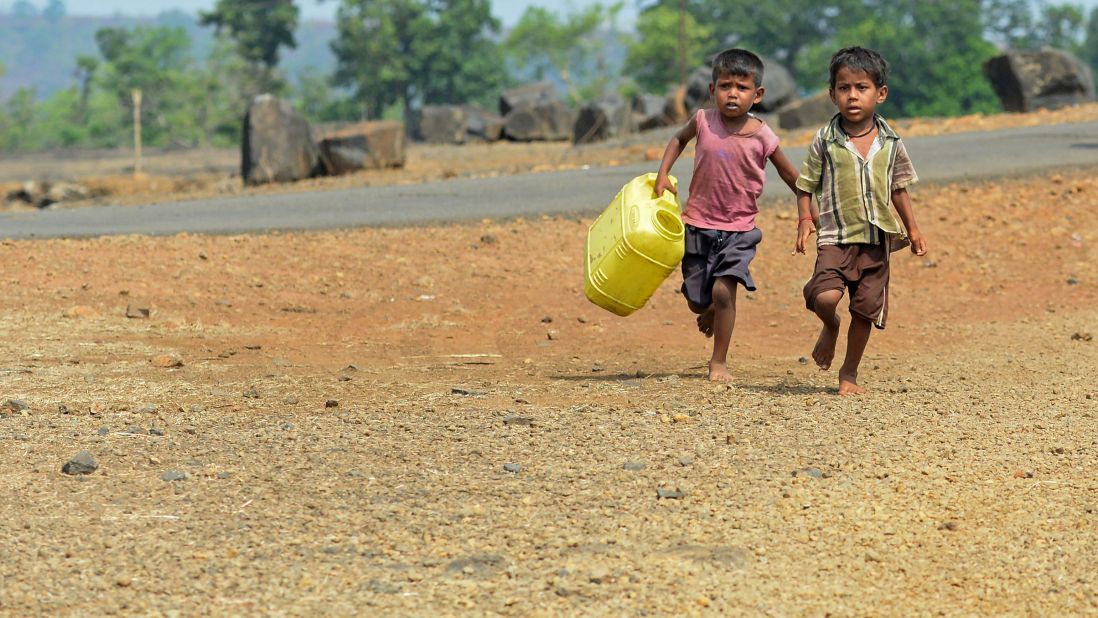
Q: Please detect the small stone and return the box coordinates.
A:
[546,330,559,340]
[793,467,826,479]
[1071,332,1093,342]
[591,364,604,373]
[124,426,148,435]
[2,399,29,413]
[151,354,183,368]
[63,305,97,319]
[623,461,646,471]
[160,470,188,482]
[283,396,299,405]
[656,487,685,500]
[502,415,533,426]
[338,375,352,382]
[281,423,295,431]
[96,427,109,436]
[798,356,808,365]
[451,387,486,396]
[149,427,165,436]
[242,388,260,399]
[1066,277,1080,285]
[137,404,157,414]
[216,471,233,479]
[503,463,522,473]
[479,233,498,245]
[541,316,553,323]
[678,456,695,467]
[62,451,98,475]
[938,521,959,531]
[325,400,339,408]
[125,303,151,319]
[1013,470,1035,479]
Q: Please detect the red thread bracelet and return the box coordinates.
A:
[798,216,814,222]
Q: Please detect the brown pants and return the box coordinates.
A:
[803,243,890,329]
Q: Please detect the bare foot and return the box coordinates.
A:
[696,306,715,338]
[812,319,840,370]
[838,377,866,396]
[708,361,734,382]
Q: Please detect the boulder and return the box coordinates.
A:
[778,91,836,130]
[663,85,689,124]
[241,94,322,186]
[573,96,634,144]
[984,48,1096,112]
[754,55,798,113]
[317,121,406,175]
[499,81,560,116]
[683,66,714,114]
[684,55,799,114]
[503,100,573,142]
[462,105,504,142]
[633,94,672,131]
[418,105,466,144]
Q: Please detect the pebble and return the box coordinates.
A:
[451,387,486,396]
[503,463,522,473]
[798,357,809,365]
[62,451,98,475]
[325,400,340,408]
[96,427,109,436]
[623,461,646,471]
[793,467,826,479]
[150,354,183,368]
[2,399,29,413]
[503,415,534,426]
[656,487,685,499]
[242,388,260,399]
[938,521,959,531]
[678,456,695,467]
[124,425,148,435]
[125,303,151,319]
[149,427,165,436]
[160,471,188,482]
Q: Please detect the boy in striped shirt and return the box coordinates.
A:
[793,47,928,395]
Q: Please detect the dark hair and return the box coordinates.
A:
[829,46,889,89]
[711,48,764,87]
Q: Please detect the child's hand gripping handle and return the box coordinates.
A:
[654,173,677,198]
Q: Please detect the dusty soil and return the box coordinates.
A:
[0,161,1095,615]
[4,102,1098,211]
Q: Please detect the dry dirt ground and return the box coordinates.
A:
[0,154,1095,616]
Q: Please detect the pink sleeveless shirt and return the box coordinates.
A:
[683,108,780,232]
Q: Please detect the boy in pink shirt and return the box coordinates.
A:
[655,48,800,381]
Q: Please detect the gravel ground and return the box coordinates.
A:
[0,168,1095,616]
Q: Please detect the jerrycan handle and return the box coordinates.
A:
[643,172,680,212]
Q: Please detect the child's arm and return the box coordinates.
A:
[794,190,817,255]
[768,146,800,194]
[654,115,698,197]
[891,188,927,256]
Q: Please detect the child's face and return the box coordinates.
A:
[709,72,763,120]
[829,66,888,125]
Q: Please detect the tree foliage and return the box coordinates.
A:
[199,0,299,93]
[331,0,507,121]
[623,4,713,94]
[502,3,622,101]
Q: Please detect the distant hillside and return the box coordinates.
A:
[0,10,336,100]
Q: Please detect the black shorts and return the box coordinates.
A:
[680,225,762,308]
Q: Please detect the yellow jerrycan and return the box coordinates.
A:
[584,173,685,316]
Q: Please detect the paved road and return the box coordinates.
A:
[3,120,1098,239]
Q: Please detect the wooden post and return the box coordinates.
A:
[678,0,687,86]
[132,89,143,176]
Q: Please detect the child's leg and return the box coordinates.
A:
[838,315,872,395]
[687,301,716,337]
[708,276,738,382]
[810,289,843,370]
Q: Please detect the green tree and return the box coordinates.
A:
[94,25,202,146]
[74,55,98,122]
[796,0,1001,117]
[199,0,299,94]
[1082,7,1098,70]
[502,3,622,101]
[331,0,506,122]
[624,4,714,93]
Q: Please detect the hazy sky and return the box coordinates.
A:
[31,0,640,26]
